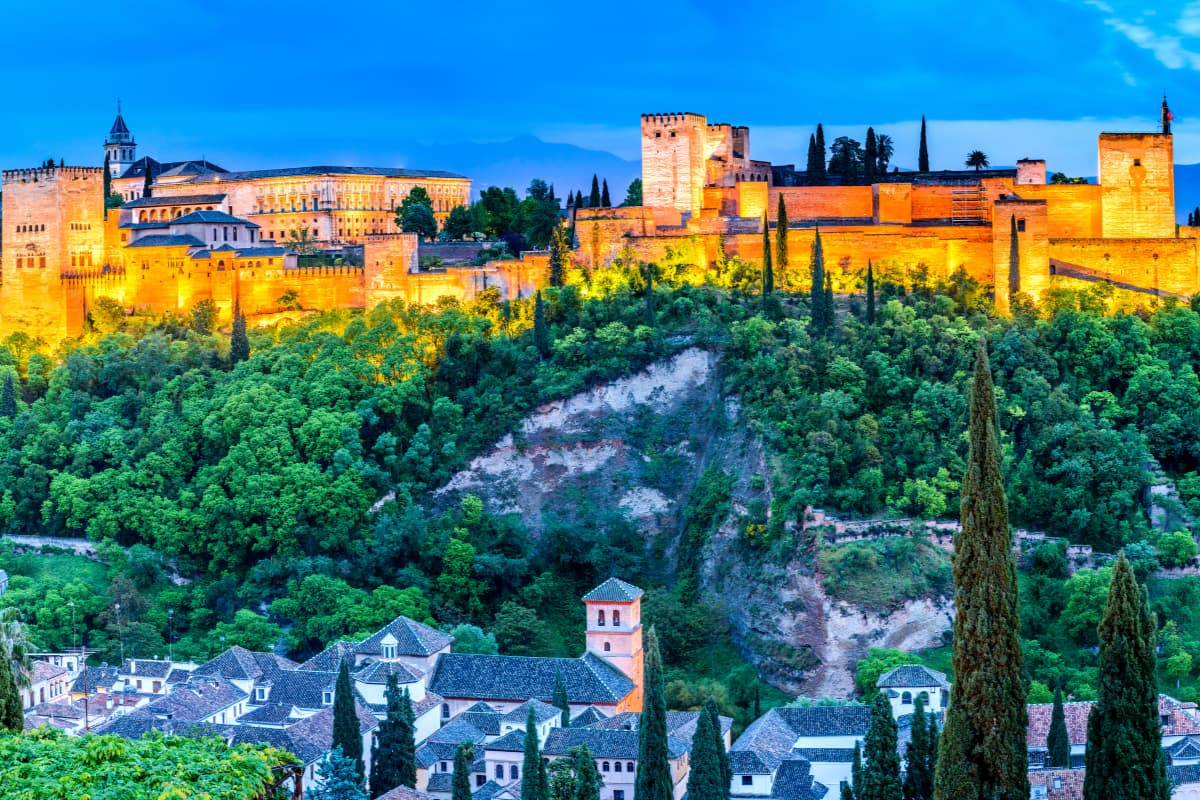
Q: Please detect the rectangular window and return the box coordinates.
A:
[614,792,625,800]
[1016,219,1026,233]
[742,776,753,786]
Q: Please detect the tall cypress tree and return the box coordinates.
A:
[370,676,416,797]
[918,117,930,173]
[824,270,835,332]
[933,338,1027,800]
[903,694,932,800]
[333,660,364,778]
[851,741,863,799]
[861,692,902,800]
[553,668,571,728]
[810,230,828,335]
[636,627,672,800]
[589,175,602,208]
[1082,554,1170,800]
[865,260,876,325]
[533,291,551,358]
[548,223,568,287]
[687,705,723,800]
[0,652,21,733]
[1045,685,1070,769]
[864,128,878,185]
[926,718,939,791]
[645,263,656,327]
[775,194,789,288]
[1,373,15,419]
[1008,214,1021,304]
[452,743,474,800]
[816,124,827,183]
[761,214,774,314]
[103,154,112,218]
[574,744,601,800]
[522,706,544,800]
[601,179,611,208]
[230,302,250,364]
[142,160,153,199]
[703,697,731,798]
[807,135,820,185]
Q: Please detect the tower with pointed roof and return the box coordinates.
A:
[582,578,645,711]
[105,102,136,178]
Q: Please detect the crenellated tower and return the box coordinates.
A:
[104,102,136,178]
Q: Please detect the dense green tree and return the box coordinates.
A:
[520,179,561,248]
[548,759,577,800]
[645,262,656,327]
[1082,554,1170,800]
[636,627,672,800]
[534,291,551,358]
[806,134,822,185]
[452,743,474,800]
[776,195,789,287]
[903,694,933,800]
[1008,214,1020,303]
[934,339,1027,800]
[919,117,930,172]
[0,607,28,733]
[523,705,544,800]
[1046,684,1070,769]
[333,661,364,778]
[549,223,569,287]
[451,624,499,655]
[861,691,901,800]
[704,696,731,797]
[1,373,15,419]
[370,675,416,797]
[142,164,153,199]
[0,651,21,733]
[622,178,643,207]
[865,260,876,324]
[876,134,894,174]
[308,746,369,800]
[965,151,989,172]
[601,179,611,208]
[687,703,724,800]
[480,186,523,237]
[829,137,864,185]
[574,744,601,800]
[852,742,863,798]
[212,609,281,652]
[864,128,878,185]
[589,175,602,208]
[553,668,571,727]
[400,204,438,240]
[443,206,475,241]
[230,302,249,364]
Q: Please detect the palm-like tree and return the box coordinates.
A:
[0,607,31,690]
[966,150,990,171]
[876,134,895,174]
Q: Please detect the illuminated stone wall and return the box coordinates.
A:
[993,199,1050,314]
[1099,133,1175,238]
[641,113,707,217]
[1050,237,1198,297]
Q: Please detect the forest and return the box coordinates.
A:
[1,249,1199,719]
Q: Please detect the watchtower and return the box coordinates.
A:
[582,578,645,711]
[641,113,707,217]
[104,102,136,178]
[1098,100,1175,238]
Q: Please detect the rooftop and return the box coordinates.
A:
[875,665,949,690]
[179,165,469,184]
[428,652,634,705]
[582,578,644,602]
[355,615,454,658]
[122,194,226,208]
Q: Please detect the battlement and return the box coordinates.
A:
[2,166,104,183]
[641,112,704,126]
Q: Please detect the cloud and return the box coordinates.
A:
[1085,1,1200,69]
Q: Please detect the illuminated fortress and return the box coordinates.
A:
[574,101,1199,309]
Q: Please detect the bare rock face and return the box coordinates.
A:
[434,347,952,697]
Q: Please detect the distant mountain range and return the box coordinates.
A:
[396,135,639,202]
[1176,163,1200,220]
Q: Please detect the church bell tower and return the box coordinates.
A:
[582,577,645,712]
[104,101,136,178]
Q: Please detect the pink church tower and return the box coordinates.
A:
[583,577,645,712]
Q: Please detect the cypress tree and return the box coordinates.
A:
[1,373,15,419]
[103,154,112,218]
[574,744,601,800]
[142,161,153,199]
[522,706,543,800]
[1195,206,1200,226]
[842,785,856,800]
[918,117,930,173]
[635,627,672,800]
[601,179,611,208]
[1008,214,1020,304]
[926,718,939,790]
[761,214,774,314]
[861,692,902,800]
[230,302,250,364]
[452,743,474,800]
[865,260,876,325]
[933,338,1027,800]
[1045,684,1070,769]
[851,741,863,799]
[645,263,656,327]
[810,230,827,335]
[687,705,723,800]
[0,653,22,733]
[807,135,820,185]
[903,694,933,800]
[533,291,551,358]
[864,128,878,185]
[1081,554,1170,800]
[824,270,835,331]
[370,676,416,797]
[589,175,601,208]
[333,660,364,778]
[548,223,568,287]
[553,668,571,728]
[816,124,827,183]
[703,697,731,798]
[776,194,789,288]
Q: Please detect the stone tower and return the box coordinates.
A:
[1098,101,1175,239]
[641,113,707,218]
[582,577,645,711]
[105,102,136,178]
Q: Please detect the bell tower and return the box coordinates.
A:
[104,101,136,178]
[582,578,645,711]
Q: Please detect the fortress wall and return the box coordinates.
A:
[738,182,768,220]
[993,201,1051,314]
[642,113,708,216]
[1017,184,1103,238]
[874,184,913,224]
[1099,133,1175,238]
[910,186,958,222]
[770,187,873,220]
[1049,237,1199,297]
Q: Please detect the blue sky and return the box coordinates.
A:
[6,0,1200,181]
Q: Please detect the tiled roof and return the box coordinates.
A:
[109,113,130,136]
[122,194,226,208]
[171,210,259,227]
[192,647,295,684]
[1169,736,1200,760]
[70,665,119,694]
[1170,763,1200,784]
[428,652,634,705]
[30,702,82,720]
[378,787,438,800]
[226,246,291,257]
[118,158,226,181]
[238,703,297,725]
[500,699,561,725]
[166,668,193,684]
[298,641,359,673]
[30,661,67,682]
[426,773,455,793]
[543,727,689,760]
[1160,694,1200,736]
[1025,701,1091,748]
[126,234,205,248]
[771,757,826,800]
[460,706,502,737]
[355,615,454,658]
[571,707,608,727]
[179,165,468,183]
[356,660,423,685]
[266,669,337,710]
[142,677,246,722]
[581,578,644,602]
[485,730,529,752]
[470,781,514,800]
[120,659,173,679]
[772,706,871,738]
[730,705,868,775]
[875,665,948,689]
[791,748,856,763]
[228,702,377,765]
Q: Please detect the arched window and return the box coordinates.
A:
[604,642,611,652]
[598,610,606,627]
[602,762,610,773]
[614,762,622,773]
[613,610,620,626]
[901,692,913,705]
[627,762,634,772]
[495,765,503,779]
[510,766,519,780]
[442,703,450,719]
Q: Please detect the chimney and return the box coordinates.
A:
[130,661,136,674]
